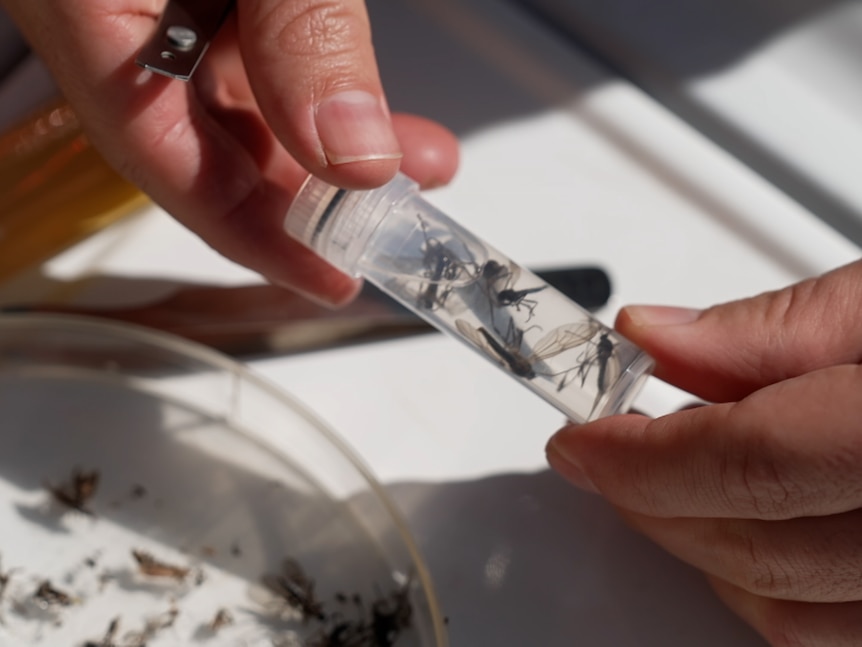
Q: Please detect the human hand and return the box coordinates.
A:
[547,259,862,646]
[1,0,459,304]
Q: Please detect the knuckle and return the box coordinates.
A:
[719,411,805,519]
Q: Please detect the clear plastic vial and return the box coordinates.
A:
[285,173,654,423]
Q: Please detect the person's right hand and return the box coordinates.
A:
[1,0,460,304]
[548,259,862,646]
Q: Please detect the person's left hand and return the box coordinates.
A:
[1,0,459,305]
[547,260,862,646]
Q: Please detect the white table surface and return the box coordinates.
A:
[2,0,860,645]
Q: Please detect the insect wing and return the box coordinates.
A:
[530,322,599,361]
[455,319,490,352]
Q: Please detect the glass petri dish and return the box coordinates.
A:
[0,313,447,647]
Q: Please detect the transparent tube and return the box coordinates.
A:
[285,173,654,423]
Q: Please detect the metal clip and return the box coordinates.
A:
[135,0,236,81]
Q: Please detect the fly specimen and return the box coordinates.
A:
[575,332,620,416]
[415,215,480,311]
[480,260,545,321]
[456,318,600,386]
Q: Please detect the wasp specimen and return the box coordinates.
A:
[131,549,190,581]
[261,557,326,622]
[45,468,100,515]
[480,260,546,321]
[415,216,480,311]
[456,318,600,388]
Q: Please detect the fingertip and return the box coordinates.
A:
[392,113,460,189]
[615,305,702,335]
[547,414,651,493]
[310,157,404,191]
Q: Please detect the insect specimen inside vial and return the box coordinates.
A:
[32,580,74,607]
[456,318,600,386]
[415,215,480,311]
[576,332,620,401]
[261,557,325,622]
[83,616,120,647]
[131,549,190,581]
[480,260,546,320]
[45,468,100,515]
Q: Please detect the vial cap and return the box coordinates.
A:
[285,173,418,273]
[284,175,343,249]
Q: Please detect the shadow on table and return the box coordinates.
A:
[384,469,766,647]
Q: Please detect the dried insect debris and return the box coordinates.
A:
[0,556,17,623]
[45,468,100,515]
[122,603,179,646]
[131,549,190,582]
[32,580,75,608]
[261,558,415,647]
[262,557,325,622]
[209,607,233,633]
[304,581,413,647]
[82,615,120,647]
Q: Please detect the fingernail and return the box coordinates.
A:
[546,437,599,494]
[315,90,402,166]
[623,305,702,327]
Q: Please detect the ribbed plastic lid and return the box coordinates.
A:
[284,175,343,248]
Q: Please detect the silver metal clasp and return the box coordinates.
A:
[135,0,236,81]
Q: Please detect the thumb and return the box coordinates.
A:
[617,260,862,402]
[239,0,402,189]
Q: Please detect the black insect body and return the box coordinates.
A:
[481,260,546,321]
[415,216,479,311]
[575,333,620,416]
[262,558,326,622]
[476,326,535,379]
[46,468,100,515]
[456,319,600,390]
